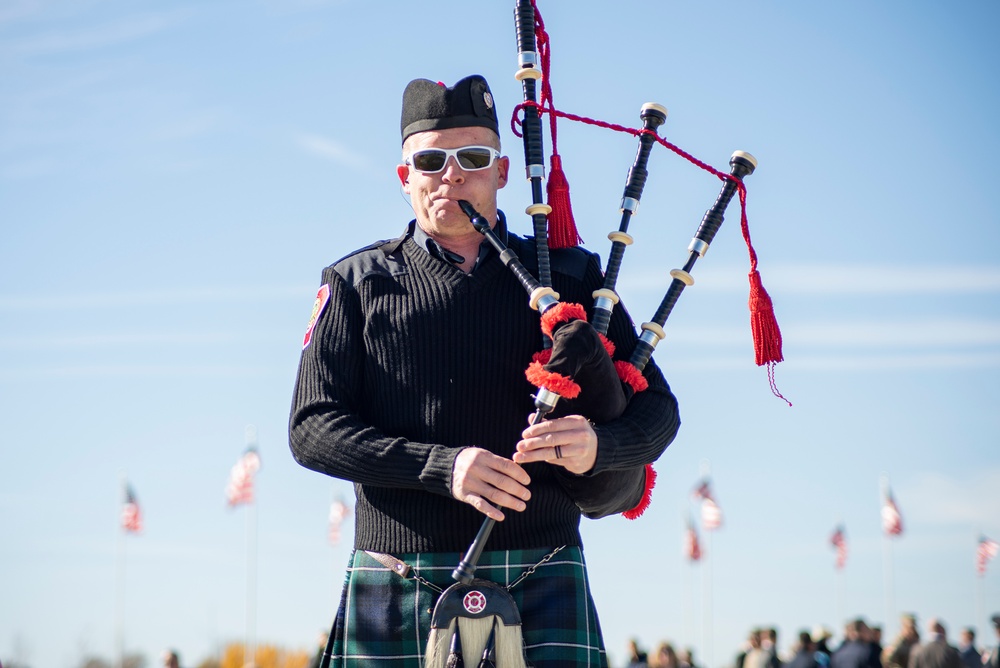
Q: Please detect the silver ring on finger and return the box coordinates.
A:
[554,445,563,459]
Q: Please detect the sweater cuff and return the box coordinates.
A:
[588,425,619,475]
[419,444,463,497]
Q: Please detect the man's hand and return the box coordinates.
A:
[451,447,532,521]
[513,415,597,475]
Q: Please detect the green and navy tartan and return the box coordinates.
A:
[323,546,608,668]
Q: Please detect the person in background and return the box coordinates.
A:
[650,642,679,668]
[626,638,650,668]
[884,614,920,668]
[761,628,783,668]
[908,618,960,668]
[832,619,880,668]
[814,627,834,668]
[160,649,180,668]
[787,630,821,668]
[956,627,980,668]
[983,617,1000,668]
[679,647,699,668]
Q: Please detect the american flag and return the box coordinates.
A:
[701,497,723,530]
[685,519,702,562]
[693,478,723,530]
[692,478,714,502]
[328,497,352,546]
[226,447,261,507]
[830,525,847,570]
[977,535,999,576]
[881,488,903,536]
[121,484,143,534]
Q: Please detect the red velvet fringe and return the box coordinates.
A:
[539,301,588,338]
[622,464,656,520]
[598,333,616,357]
[614,361,648,393]
[524,363,581,399]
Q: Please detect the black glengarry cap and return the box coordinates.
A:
[400,75,499,144]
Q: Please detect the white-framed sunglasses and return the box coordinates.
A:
[404,145,501,174]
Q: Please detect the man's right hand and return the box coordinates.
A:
[451,447,531,521]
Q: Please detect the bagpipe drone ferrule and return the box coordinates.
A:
[638,322,667,350]
[531,387,561,419]
[688,238,710,258]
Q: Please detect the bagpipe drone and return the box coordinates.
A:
[426,1,788,665]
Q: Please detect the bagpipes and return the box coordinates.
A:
[425,1,787,665]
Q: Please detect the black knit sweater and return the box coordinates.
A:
[289,218,680,553]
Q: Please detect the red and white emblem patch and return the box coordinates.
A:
[302,284,331,350]
[463,590,487,615]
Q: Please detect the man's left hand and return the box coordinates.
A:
[513,415,597,475]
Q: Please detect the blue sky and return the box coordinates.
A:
[2,1,999,667]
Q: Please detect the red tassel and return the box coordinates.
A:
[748,269,783,366]
[622,464,656,520]
[546,154,583,249]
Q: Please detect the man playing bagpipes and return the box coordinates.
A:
[289,74,679,667]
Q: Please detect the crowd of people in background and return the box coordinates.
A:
[624,613,1000,668]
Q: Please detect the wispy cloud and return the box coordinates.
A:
[294,133,371,170]
[8,11,188,55]
[785,319,1000,348]
[0,0,46,25]
[621,264,1000,294]
[0,332,240,350]
[150,110,227,142]
[775,351,1000,371]
[663,351,1000,372]
[257,0,349,13]
[669,319,1000,348]
[0,285,313,311]
[901,469,1000,528]
[0,364,275,379]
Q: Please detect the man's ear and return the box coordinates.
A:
[496,156,510,190]
[396,164,410,192]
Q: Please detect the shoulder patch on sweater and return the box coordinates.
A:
[302,283,331,349]
[331,238,408,287]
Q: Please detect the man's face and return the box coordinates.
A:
[397,126,509,242]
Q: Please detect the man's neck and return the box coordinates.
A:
[414,210,506,274]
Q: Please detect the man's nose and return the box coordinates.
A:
[440,157,466,182]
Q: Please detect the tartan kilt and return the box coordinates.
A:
[323,546,608,668]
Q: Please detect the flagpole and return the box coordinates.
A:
[246,492,258,667]
[705,528,713,668]
[681,503,695,657]
[245,425,258,668]
[880,474,895,637]
[976,529,984,633]
[834,521,844,626]
[836,563,844,627]
[115,472,127,668]
[700,459,713,668]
